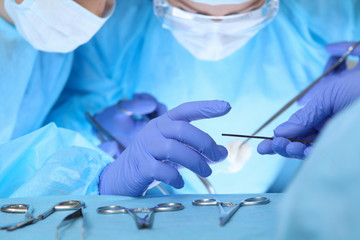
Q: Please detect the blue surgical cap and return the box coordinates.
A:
[191,0,251,5]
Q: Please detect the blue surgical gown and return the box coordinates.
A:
[47,0,360,194]
[0,17,112,198]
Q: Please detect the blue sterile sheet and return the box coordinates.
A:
[0,194,281,240]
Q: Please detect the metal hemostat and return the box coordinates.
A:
[97,202,184,229]
[192,197,270,226]
[0,200,85,232]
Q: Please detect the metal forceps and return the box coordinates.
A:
[5,200,85,231]
[97,202,184,229]
[193,197,270,226]
[0,204,35,231]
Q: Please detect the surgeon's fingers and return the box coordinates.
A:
[152,139,212,177]
[158,118,228,162]
[271,137,291,158]
[326,41,360,57]
[144,160,185,189]
[258,138,308,159]
[304,146,312,157]
[257,139,275,155]
[285,142,307,160]
[167,100,231,122]
[151,161,185,189]
[272,138,308,160]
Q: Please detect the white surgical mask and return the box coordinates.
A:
[5,0,113,53]
[154,0,279,61]
[170,24,263,61]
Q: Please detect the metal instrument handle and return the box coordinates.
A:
[242,197,270,206]
[154,203,184,212]
[192,199,218,206]
[6,218,38,232]
[54,200,85,210]
[37,207,56,220]
[97,206,128,214]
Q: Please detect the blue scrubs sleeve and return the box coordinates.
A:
[0,123,113,198]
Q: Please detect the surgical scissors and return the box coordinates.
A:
[38,200,85,220]
[4,200,85,231]
[0,204,35,231]
[193,197,270,226]
[97,202,184,229]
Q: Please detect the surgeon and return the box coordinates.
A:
[0,0,113,143]
[257,41,360,159]
[0,0,116,198]
[46,0,359,195]
[0,0,232,198]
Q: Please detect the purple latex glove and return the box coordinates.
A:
[99,100,231,196]
[258,42,360,159]
[298,42,360,105]
[94,93,167,154]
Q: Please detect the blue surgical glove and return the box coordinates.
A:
[99,100,231,196]
[94,93,167,156]
[298,42,360,105]
[258,42,360,159]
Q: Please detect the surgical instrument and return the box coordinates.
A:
[6,200,85,231]
[240,41,360,148]
[192,197,270,226]
[222,133,314,143]
[86,112,126,152]
[0,204,35,231]
[38,200,85,220]
[56,207,85,240]
[97,202,184,229]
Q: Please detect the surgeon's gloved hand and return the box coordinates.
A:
[298,41,360,105]
[258,52,360,159]
[94,93,167,154]
[99,100,231,196]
